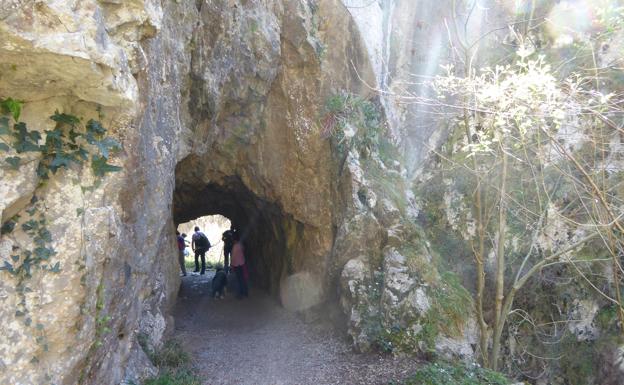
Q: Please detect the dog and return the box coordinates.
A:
[211,267,227,299]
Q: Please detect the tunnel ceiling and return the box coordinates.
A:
[174,175,256,226]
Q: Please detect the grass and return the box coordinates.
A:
[184,258,195,271]
[144,369,201,385]
[183,256,224,271]
[427,271,473,337]
[141,339,201,385]
[361,156,409,215]
[149,340,190,368]
[395,361,510,385]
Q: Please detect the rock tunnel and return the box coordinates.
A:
[172,155,302,297]
[172,154,331,309]
[166,0,377,312]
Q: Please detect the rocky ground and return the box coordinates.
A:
[173,272,421,385]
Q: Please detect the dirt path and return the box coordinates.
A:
[172,272,420,385]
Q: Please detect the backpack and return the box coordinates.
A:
[194,232,210,249]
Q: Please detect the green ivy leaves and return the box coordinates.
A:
[91,155,122,177]
[1,97,22,121]
[0,99,123,179]
[1,210,59,279]
[0,99,126,318]
[0,116,10,135]
[86,118,106,135]
[0,98,124,354]
[12,122,41,153]
[0,215,18,234]
[50,111,80,126]
[85,118,121,168]
[5,156,20,169]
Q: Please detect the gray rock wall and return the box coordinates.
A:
[342,0,510,169]
[0,1,195,383]
[2,0,569,383]
[0,1,407,384]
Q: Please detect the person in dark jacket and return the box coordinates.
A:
[212,267,227,299]
[221,225,236,273]
[191,226,210,275]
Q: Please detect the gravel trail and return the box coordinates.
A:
[172,272,420,385]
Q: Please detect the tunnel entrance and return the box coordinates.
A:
[172,155,305,298]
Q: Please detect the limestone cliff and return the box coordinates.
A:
[0,1,432,384]
[2,1,621,385]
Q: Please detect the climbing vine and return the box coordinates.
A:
[0,97,122,364]
[0,97,121,178]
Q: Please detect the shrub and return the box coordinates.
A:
[143,368,201,385]
[398,361,510,385]
[142,339,201,385]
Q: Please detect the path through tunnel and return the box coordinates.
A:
[169,158,416,385]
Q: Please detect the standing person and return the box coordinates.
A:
[230,232,248,298]
[221,225,235,273]
[182,233,190,253]
[176,231,187,277]
[191,226,211,275]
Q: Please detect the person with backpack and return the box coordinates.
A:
[191,226,211,275]
[176,231,187,277]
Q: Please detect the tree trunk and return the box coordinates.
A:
[490,147,508,370]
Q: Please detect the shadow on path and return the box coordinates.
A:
[173,272,420,385]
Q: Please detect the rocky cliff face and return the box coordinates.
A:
[3,1,619,384]
[0,1,440,384]
[0,1,188,383]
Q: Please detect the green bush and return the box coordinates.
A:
[150,340,190,368]
[142,339,201,385]
[143,368,201,385]
[398,361,510,385]
[183,257,195,270]
[321,93,396,164]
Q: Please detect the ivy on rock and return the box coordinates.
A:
[0,97,123,273]
[0,97,123,363]
[0,99,121,179]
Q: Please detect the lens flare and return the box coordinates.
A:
[500,0,548,15]
[546,0,594,46]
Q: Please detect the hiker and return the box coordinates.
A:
[221,225,236,273]
[230,231,248,298]
[191,226,211,275]
[182,233,190,256]
[176,231,187,277]
[212,267,227,299]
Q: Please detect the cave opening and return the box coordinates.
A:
[172,155,299,299]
